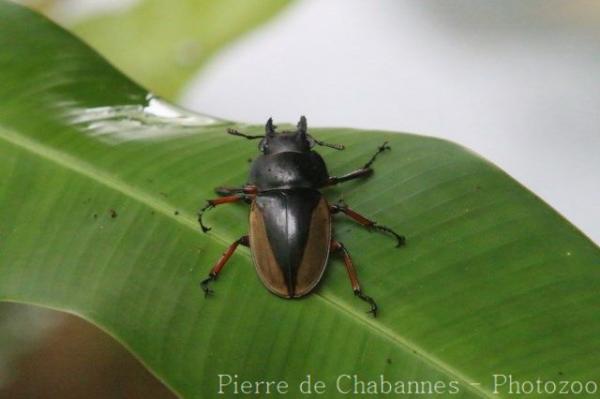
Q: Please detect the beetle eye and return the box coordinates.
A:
[258,138,268,152]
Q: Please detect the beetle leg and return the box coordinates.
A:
[201,235,249,297]
[363,141,391,169]
[325,142,391,186]
[326,168,373,185]
[198,194,255,233]
[330,239,378,317]
[214,185,257,197]
[330,200,405,247]
[214,186,243,196]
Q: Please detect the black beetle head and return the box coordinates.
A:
[259,116,313,155]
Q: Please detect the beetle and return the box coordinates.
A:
[197,116,404,316]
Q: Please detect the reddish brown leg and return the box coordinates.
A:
[198,193,255,232]
[330,200,405,247]
[330,239,378,317]
[201,235,249,297]
[214,185,257,197]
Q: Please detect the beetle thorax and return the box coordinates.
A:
[248,151,329,190]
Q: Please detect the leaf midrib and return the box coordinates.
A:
[0,126,495,398]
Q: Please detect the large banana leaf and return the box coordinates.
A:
[1,2,599,398]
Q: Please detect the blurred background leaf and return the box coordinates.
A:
[18,0,292,100]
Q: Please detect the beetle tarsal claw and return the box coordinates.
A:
[379,142,391,152]
[198,202,215,233]
[395,235,406,248]
[354,290,378,317]
[372,224,406,248]
[200,275,216,297]
[362,141,391,169]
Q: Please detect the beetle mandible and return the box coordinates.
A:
[197,116,405,316]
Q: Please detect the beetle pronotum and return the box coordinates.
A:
[198,117,404,316]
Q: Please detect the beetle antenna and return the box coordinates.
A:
[311,136,345,150]
[226,128,264,140]
[298,116,344,149]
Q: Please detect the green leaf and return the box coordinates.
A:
[1,2,599,398]
[71,0,292,100]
